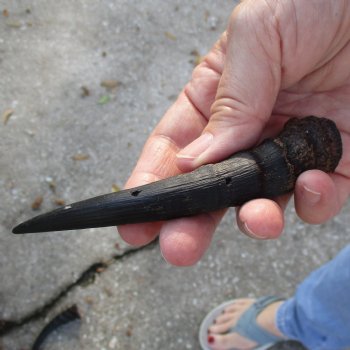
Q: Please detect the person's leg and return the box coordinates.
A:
[277,244,350,350]
[204,297,286,349]
[204,244,350,350]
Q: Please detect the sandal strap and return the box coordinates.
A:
[230,296,285,346]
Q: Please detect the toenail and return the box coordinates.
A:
[208,335,215,344]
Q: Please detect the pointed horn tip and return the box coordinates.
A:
[12,221,36,234]
[12,223,26,234]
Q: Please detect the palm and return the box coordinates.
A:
[119,1,350,265]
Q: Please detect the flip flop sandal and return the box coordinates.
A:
[199,296,286,350]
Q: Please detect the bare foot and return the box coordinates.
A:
[207,298,285,350]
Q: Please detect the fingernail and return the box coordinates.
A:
[208,335,215,344]
[159,246,171,265]
[303,185,321,205]
[243,222,267,239]
[177,132,213,160]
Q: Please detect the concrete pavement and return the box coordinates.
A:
[1,1,349,349]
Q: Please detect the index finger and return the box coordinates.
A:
[117,91,211,246]
[118,39,226,253]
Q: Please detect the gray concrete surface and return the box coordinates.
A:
[0,1,349,349]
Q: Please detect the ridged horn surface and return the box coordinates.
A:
[12,116,342,234]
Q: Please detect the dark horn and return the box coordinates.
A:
[12,116,342,234]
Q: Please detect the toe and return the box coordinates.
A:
[206,299,258,350]
[209,318,236,334]
[224,299,255,313]
[214,311,236,324]
[209,333,257,350]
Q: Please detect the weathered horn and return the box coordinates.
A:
[12,116,342,234]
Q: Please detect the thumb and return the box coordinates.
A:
[177,2,282,170]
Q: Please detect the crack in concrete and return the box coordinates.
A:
[0,240,157,337]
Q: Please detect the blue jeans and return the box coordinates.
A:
[276,244,350,350]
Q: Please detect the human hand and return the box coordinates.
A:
[118,0,350,266]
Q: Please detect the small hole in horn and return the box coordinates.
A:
[131,190,142,197]
[225,177,232,185]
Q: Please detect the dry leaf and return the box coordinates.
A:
[126,325,133,337]
[6,21,21,28]
[84,296,94,305]
[190,50,204,66]
[111,184,121,192]
[72,154,90,161]
[164,31,177,40]
[2,109,14,125]
[31,196,43,210]
[81,86,90,97]
[3,9,9,17]
[100,80,119,90]
[53,198,66,206]
[96,266,106,273]
[45,177,56,192]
